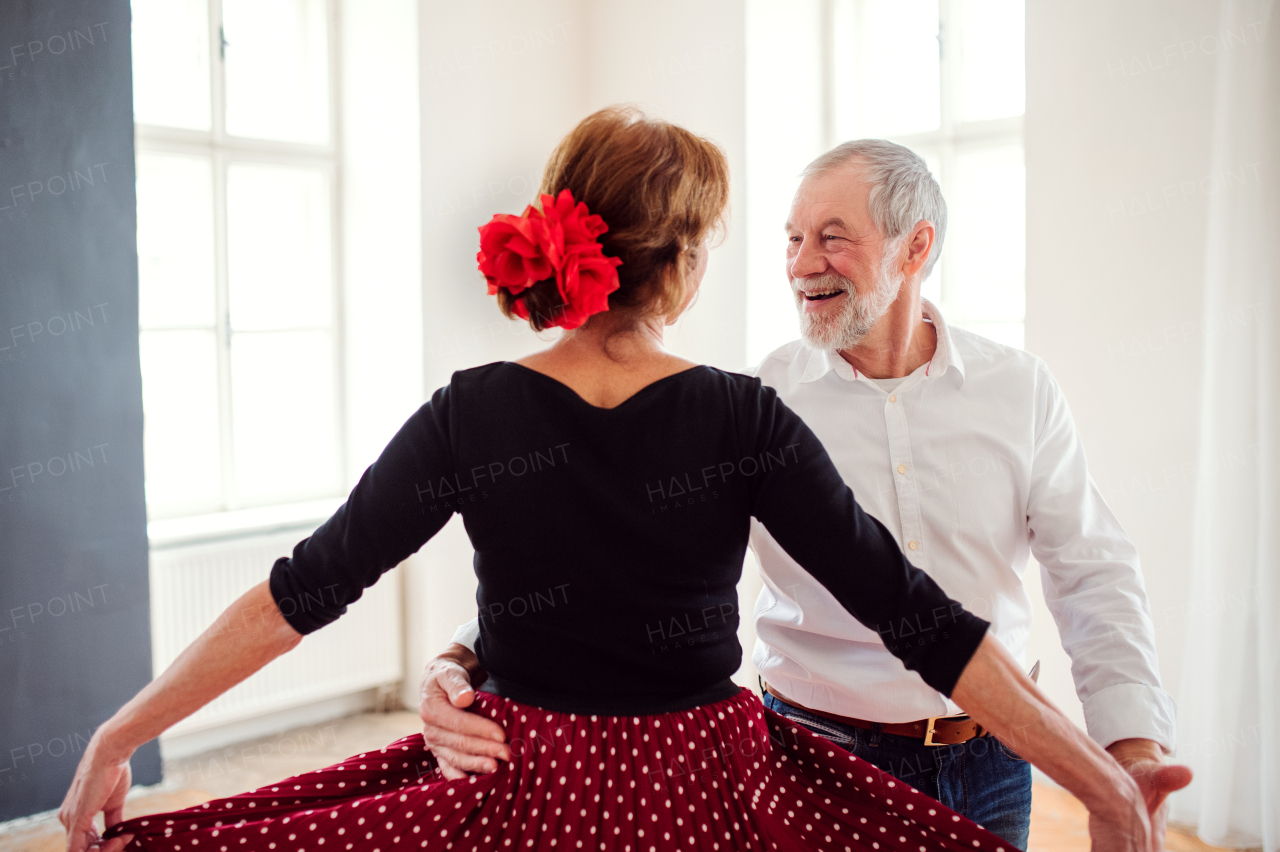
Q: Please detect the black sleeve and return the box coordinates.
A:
[268,384,459,634]
[745,383,989,697]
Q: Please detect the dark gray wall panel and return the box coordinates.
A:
[0,0,160,821]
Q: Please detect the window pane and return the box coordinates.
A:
[136,153,216,328]
[959,0,1025,121]
[230,331,340,505]
[140,330,223,515]
[945,144,1025,328]
[222,0,330,143]
[837,0,940,138]
[227,164,332,330]
[131,0,211,130]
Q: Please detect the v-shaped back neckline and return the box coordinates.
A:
[503,361,708,411]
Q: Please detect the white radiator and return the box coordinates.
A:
[149,528,403,739]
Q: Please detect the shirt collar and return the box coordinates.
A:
[798,299,967,385]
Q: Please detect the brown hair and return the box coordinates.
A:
[496,106,730,331]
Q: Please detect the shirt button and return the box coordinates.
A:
[907,540,919,550]
[888,394,896,403]
[897,464,907,475]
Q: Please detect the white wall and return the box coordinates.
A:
[583,1,748,370]
[339,0,423,709]
[341,0,424,479]
[1024,0,1220,733]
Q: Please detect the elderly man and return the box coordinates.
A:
[416,140,1191,848]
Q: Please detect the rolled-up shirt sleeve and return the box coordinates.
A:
[269,386,459,634]
[746,386,990,697]
[1028,361,1176,751]
[450,619,481,651]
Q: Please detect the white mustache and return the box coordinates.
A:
[791,274,853,297]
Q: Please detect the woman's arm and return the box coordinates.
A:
[746,391,1184,851]
[61,393,461,851]
[60,581,303,852]
[952,634,1190,852]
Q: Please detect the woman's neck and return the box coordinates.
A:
[557,312,669,361]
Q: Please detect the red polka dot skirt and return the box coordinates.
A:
[106,688,1009,851]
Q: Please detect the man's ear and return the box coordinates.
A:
[901,220,936,278]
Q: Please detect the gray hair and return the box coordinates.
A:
[801,139,947,278]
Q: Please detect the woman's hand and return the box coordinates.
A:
[55,581,303,851]
[59,731,134,852]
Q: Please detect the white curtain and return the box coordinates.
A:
[1170,2,1279,848]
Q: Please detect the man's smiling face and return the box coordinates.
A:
[785,164,904,351]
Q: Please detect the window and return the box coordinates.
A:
[829,0,1026,348]
[132,0,343,520]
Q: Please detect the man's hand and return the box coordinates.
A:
[953,635,1186,852]
[1106,738,1193,850]
[418,644,509,780]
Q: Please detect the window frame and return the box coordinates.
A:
[823,0,1025,340]
[134,0,347,520]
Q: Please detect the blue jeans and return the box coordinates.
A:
[763,692,1032,849]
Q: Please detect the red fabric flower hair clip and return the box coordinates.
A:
[477,189,623,330]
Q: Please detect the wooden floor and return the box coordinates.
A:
[0,711,1236,852]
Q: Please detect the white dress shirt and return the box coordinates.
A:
[751,300,1176,751]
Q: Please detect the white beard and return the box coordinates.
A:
[793,253,903,351]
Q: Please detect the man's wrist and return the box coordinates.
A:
[437,643,487,688]
[1106,737,1164,768]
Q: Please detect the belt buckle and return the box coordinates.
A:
[923,716,945,746]
[922,713,971,747]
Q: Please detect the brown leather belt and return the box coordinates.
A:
[762,681,986,746]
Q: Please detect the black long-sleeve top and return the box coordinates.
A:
[270,363,989,714]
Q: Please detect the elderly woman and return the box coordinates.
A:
[63,107,1156,852]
